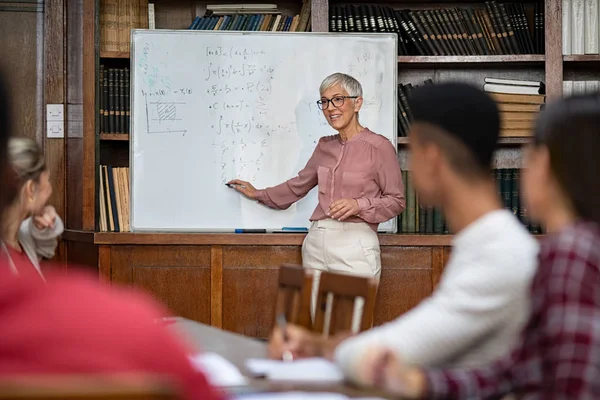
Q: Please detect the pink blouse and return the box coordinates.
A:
[255,128,405,231]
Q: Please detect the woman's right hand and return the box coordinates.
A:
[227,179,258,199]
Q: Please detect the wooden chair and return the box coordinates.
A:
[273,263,313,330]
[313,270,378,336]
[0,375,179,400]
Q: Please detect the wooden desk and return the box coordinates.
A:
[168,318,392,399]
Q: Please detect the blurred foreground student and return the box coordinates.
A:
[357,93,600,399]
[0,73,223,400]
[269,83,539,378]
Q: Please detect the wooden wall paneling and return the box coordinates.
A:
[66,0,84,230]
[98,245,110,282]
[545,0,563,100]
[221,245,302,337]
[431,247,445,290]
[45,0,67,263]
[210,245,223,328]
[374,247,433,325]
[82,0,96,230]
[0,2,44,141]
[110,246,212,323]
[311,0,328,32]
[65,238,97,271]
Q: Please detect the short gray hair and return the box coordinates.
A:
[319,73,363,97]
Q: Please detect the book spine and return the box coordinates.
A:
[406,172,416,233]
[572,0,585,54]
[401,171,408,233]
[108,68,115,134]
[563,0,573,55]
[99,65,105,135]
[125,67,130,134]
[584,0,599,53]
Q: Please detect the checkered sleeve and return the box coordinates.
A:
[539,230,600,398]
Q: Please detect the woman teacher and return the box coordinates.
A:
[228,72,405,317]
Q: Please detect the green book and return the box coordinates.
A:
[406,172,416,233]
[401,171,408,233]
[511,169,520,219]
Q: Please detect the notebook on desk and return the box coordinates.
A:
[245,357,344,382]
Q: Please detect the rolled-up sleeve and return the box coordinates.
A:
[355,140,405,223]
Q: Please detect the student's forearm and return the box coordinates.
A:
[318,332,354,360]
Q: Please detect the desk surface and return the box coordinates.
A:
[169,318,391,399]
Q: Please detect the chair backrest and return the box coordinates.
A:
[0,375,179,400]
[273,264,313,329]
[313,271,377,336]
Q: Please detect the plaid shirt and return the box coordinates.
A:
[426,221,600,399]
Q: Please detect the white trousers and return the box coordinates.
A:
[301,219,381,333]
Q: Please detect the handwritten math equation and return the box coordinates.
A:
[203,63,275,81]
[205,81,272,97]
[210,115,294,136]
[205,46,267,61]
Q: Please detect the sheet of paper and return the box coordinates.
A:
[245,357,344,382]
[189,352,248,387]
[233,393,386,400]
[233,392,348,400]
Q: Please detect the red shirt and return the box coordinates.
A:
[426,221,600,399]
[2,243,40,277]
[0,262,225,400]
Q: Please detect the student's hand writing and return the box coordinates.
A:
[268,324,322,360]
[33,205,57,230]
[354,346,426,398]
[329,198,360,221]
[227,179,258,199]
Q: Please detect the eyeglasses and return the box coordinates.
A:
[316,96,358,110]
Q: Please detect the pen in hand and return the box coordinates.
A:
[276,313,294,362]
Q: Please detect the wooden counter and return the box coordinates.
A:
[63,230,451,338]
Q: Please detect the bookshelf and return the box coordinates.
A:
[85,0,563,236]
[64,0,564,337]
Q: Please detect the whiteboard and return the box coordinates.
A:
[130,30,398,232]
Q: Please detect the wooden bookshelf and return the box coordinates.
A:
[99,133,129,141]
[398,137,532,146]
[397,55,545,66]
[563,55,600,62]
[62,0,561,337]
[100,51,130,59]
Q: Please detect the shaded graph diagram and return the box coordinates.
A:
[145,97,188,134]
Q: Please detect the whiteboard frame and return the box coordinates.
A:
[129,30,398,233]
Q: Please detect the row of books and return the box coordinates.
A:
[99,66,130,135]
[100,0,150,53]
[396,80,433,137]
[563,80,600,96]
[398,171,448,234]
[483,78,545,137]
[99,165,130,232]
[562,0,600,55]
[188,2,311,32]
[330,1,545,56]
[397,77,545,138]
[398,169,543,235]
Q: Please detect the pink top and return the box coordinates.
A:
[255,128,405,231]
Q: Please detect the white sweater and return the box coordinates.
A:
[17,215,64,278]
[335,210,539,380]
